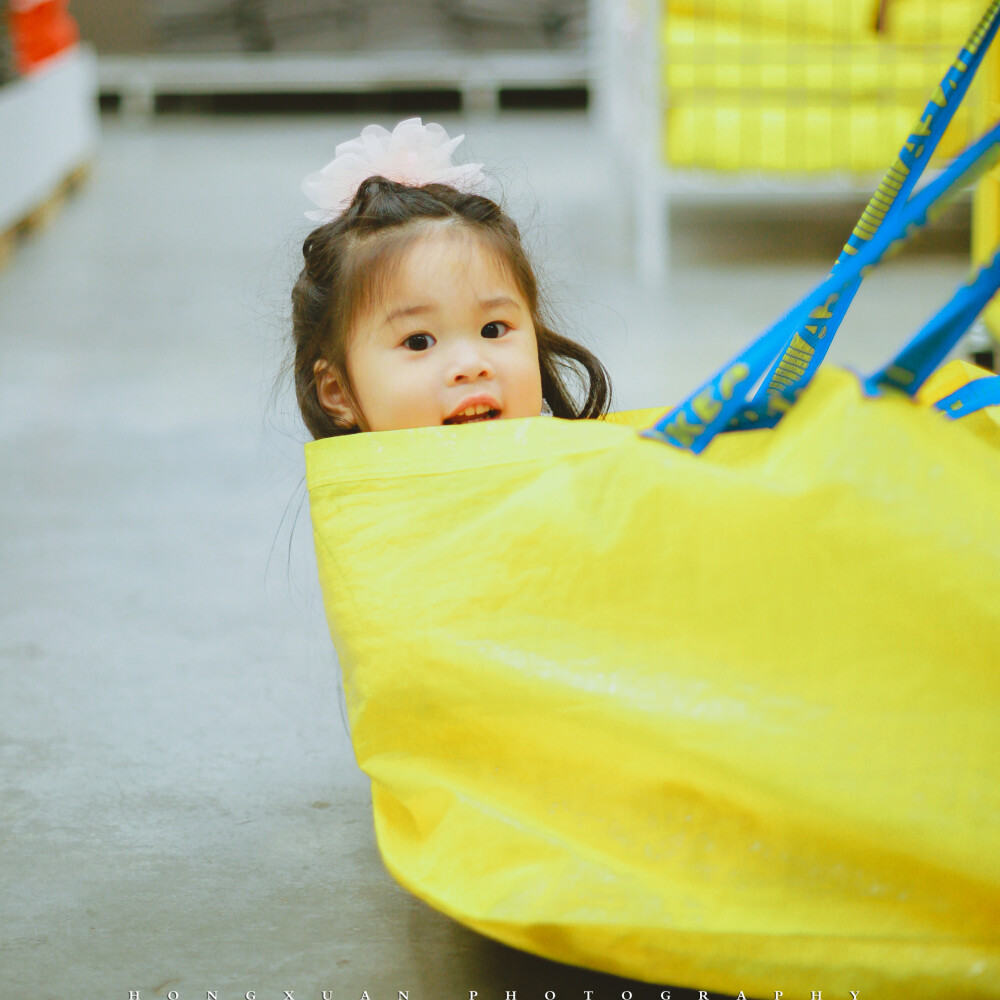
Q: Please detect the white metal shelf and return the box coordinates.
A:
[97,49,589,115]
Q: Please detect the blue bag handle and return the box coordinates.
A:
[642,120,1000,451]
[934,374,1000,418]
[644,1,1000,452]
[734,0,1000,429]
[865,246,1000,398]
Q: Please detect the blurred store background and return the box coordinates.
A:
[4,1,1000,296]
[1,2,998,996]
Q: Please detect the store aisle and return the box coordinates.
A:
[0,111,972,996]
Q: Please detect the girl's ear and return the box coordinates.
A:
[314,360,359,429]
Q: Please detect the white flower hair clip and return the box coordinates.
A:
[302,117,489,223]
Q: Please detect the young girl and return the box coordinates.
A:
[290,118,611,437]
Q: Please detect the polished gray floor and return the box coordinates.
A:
[0,111,973,998]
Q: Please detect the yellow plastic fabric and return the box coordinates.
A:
[306,364,1000,998]
[662,0,987,171]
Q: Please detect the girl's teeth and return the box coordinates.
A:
[446,405,499,424]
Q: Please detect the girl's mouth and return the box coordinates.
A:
[443,404,502,425]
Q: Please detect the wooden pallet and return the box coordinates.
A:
[0,162,91,270]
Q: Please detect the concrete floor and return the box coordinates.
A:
[0,110,974,998]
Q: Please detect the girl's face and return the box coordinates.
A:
[316,226,544,432]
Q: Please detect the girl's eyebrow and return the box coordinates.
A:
[479,296,519,310]
[384,303,435,324]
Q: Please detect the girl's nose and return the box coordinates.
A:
[448,342,494,384]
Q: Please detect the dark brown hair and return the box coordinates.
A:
[291,175,611,439]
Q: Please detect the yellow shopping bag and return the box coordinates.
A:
[306,364,1000,997]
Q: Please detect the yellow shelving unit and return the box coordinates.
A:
[661,0,987,173]
[596,0,996,278]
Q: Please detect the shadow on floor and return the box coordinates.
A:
[407,896,759,999]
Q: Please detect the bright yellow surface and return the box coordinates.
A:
[665,101,975,172]
[669,0,991,43]
[307,365,1000,997]
[918,356,997,402]
[667,0,877,41]
[662,0,988,171]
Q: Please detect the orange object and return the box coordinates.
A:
[8,0,79,74]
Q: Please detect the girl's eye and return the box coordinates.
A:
[403,333,435,351]
[481,321,510,339]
